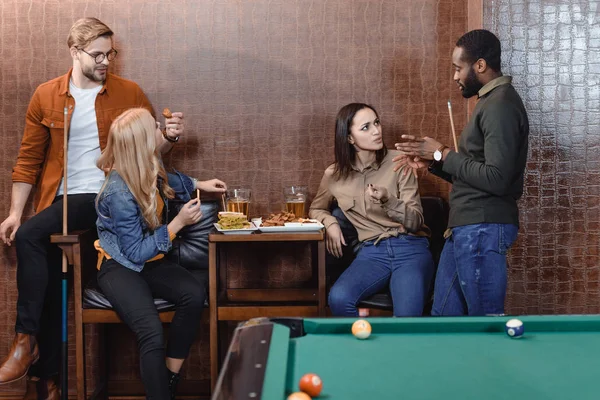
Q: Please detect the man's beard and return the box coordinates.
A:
[460,67,483,98]
[81,64,106,84]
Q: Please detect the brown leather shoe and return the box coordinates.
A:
[0,333,39,384]
[23,377,59,400]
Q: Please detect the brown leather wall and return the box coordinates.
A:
[483,1,600,315]
[0,1,468,395]
[15,0,598,396]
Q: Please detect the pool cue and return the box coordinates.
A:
[61,107,68,400]
[447,100,459,151]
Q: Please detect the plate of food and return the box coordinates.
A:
[256,212,324,233]
[214,212,258,234]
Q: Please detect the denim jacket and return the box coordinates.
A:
[95,169,195,272]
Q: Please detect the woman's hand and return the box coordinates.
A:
[366,184,389,204]
[176,198,203,226]
[326,223,346,258]
[198,179,227,193]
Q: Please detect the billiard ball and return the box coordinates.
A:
[287,392,311,400]
[505,318,524,338]
[352,319,372,339]
[299,373,322,397]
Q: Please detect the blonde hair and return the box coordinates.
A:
[97,108,174,231]
[67,17,113,49]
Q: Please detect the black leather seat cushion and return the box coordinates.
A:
[83,286,180,311]
[82,201,218,310]
[82,271,209,310]
[328,196,449,311]
[356,293,395,310]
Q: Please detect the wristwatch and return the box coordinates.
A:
[162,128,180,143]
[433,145,448,162]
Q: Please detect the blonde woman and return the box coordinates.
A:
[95,108,226,399]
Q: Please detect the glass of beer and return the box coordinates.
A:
[226,188,251,218]
[284,186,307,218]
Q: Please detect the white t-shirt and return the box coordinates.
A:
[56,81,105,196]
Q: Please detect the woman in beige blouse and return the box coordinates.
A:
[309,103,434,317]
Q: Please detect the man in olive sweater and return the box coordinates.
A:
[395,29,529,316]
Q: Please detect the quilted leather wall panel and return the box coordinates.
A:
[484,1,600,315]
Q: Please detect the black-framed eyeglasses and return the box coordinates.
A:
[79,48,118,64]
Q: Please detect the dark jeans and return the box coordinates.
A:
[431,223,519,316]
[97,258,207,400]
[328,235,435,317]
[15,194,97,378]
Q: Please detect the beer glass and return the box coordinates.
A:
[226,188,251,218]
[283,186,307,217]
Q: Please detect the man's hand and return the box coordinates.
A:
[325,223,346,258]
[0,214,21,246]
[198,179,227,193]
[366,184,389,204]
[392,154,430,176]
[394,134,444,161]
[165,112,184,141]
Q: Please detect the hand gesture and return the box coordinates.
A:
[394,134,444,161]
[391,154,429,177]
[366,184,389,204]
[176,198,202,226]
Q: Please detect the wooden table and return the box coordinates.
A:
[208,230,326,389]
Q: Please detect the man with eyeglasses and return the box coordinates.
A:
[0,17,184,398]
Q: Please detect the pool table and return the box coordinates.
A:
[211,315,600,400]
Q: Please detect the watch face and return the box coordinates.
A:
[434,150,441,161]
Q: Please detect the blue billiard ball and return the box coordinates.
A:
[505,319,524,338]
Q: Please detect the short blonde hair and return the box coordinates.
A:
[67,17,113,49]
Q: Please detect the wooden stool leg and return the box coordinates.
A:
[317,240,327,316]
[72,244,86,400]
[209,242,218,390]
[75,321,86,399]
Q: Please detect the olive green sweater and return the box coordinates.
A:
[431,76,529,228]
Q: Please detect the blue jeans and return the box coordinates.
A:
[328,235,435,317]
[431,223,519,316]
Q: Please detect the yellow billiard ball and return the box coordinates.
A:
[352,319,372,339]
[287,392,311,400]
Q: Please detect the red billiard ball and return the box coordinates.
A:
[299,373,323,397]
[287,392,311,400]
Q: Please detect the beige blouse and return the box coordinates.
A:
[309,150,429,243]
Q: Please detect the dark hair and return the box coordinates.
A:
[333,103,387,181]
[456,29,502,72]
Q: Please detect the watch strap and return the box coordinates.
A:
[162,128,180,143]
